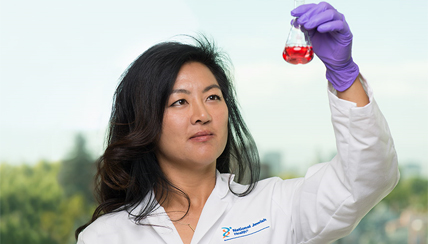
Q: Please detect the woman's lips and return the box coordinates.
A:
[190,131,214,142]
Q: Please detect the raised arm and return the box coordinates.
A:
[283,2,399,243]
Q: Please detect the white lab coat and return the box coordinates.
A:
[77,80,399,244]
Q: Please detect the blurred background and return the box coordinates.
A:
[0,0,427,243]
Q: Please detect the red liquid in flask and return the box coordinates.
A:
[283,46,314,65]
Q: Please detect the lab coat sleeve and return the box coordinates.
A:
[288,78,400,243]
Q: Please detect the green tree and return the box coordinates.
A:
[58,133,96,204]
[1,161,96,244]
[0,162,63,244]
[382,176,428,212]
[1,134,98,244]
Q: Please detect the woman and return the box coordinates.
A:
[76,2,399,243]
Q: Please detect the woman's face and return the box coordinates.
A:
[156,62,229,171]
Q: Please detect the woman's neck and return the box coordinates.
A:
[159,162,217,210]
[157,163,217,244]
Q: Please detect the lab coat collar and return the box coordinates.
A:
[190,171,232,243]
[128,170,234,243]
[128,192,183,243]
[214,170,234,199]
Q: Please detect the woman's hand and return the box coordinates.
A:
[292,2,359,92]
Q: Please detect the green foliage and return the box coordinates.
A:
[383,176,428,212]
[0,162,62,244]
[58,133,96,203]
[0,161,96,244]
[1,134,97,244]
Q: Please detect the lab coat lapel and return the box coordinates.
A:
[138,194,184,244]
[190,172,231,243]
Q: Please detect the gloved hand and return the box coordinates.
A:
[291,2,359,92]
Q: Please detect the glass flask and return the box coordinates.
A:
[283,0,314,65]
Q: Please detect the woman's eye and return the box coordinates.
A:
[207,95,221,101]
[171,99,187,106]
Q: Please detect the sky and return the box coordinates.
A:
[1,0,427,176]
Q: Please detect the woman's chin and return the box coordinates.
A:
[185,158,217,170]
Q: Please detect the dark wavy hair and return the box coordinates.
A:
[75,36,260,238]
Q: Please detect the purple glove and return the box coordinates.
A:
[291,2,359,92]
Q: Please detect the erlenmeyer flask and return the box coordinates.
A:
[283,0,314,65]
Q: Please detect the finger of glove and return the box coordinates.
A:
[300,9,343,30]
[316,19,349,34]
[291,3,317,17]
[295,2,336,24]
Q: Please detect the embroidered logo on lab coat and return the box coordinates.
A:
[221,218,269,241]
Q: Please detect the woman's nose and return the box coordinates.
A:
[191,102,212,125]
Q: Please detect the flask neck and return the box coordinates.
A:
[294,0,305,9]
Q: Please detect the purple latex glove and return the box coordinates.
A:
[291,2,359,92]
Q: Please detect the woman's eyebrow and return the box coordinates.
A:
[203,84,221,93]
[171,84,221,94]
[171,89,190,95]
